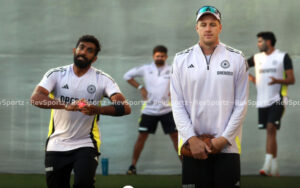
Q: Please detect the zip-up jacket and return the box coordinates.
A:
[170,43,249,154]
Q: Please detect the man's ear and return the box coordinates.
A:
[266,40,272,47]
[195,23,199,32]
[91,56,97,64]
[73,48,76,55]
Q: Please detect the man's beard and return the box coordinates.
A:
[259,44,268,52]
[155,60,165,65]
[73,55,93,69]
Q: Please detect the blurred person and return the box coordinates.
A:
[247,31,295,176]
[123,45,178,175]
[31,35,131,188]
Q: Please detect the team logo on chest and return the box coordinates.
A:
[218,60,233,76]
[87,84,96,94]
[220,60,230,69]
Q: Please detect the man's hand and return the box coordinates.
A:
[210,137,229,154]
[65,99,98,115]
[268,76,278,85]
[65,102,80,111]
[249,74,256,84]
[126,78,148,100]
[80,104,100,115]
[187,136,212,160]
[140,87,148,100]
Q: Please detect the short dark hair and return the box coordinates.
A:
[76,35,101,56]
[257,32,276,47]
[153,45,168,55]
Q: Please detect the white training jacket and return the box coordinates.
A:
[170,43,249,154]
[123,62,172,116]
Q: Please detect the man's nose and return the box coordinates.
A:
[205,26,212,31]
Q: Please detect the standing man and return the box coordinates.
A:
[31,35,131,188]
[170,6,248,187]
[124,45,178,175]
[247,32,295,176]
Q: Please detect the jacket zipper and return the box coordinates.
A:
[200,46,217,70]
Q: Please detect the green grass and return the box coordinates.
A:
[0,174,299,188]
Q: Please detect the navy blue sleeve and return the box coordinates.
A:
[283,54,293,70]
[247,56,255,68]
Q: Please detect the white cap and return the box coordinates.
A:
[196,6,221,22]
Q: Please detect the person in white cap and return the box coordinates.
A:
[170,5,248,187]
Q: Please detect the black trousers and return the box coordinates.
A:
[45,147,99,188]
[182,153,240,188]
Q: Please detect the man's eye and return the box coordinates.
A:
[87,49,94,53]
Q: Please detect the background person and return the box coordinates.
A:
[247,31,295,176]
[123,45,178,175]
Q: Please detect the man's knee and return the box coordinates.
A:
[169,132,178,143]
[267,123,276,135]
[137,133,148,142]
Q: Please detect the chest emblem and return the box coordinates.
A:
[87,85,96,94]
[220,60,230,69]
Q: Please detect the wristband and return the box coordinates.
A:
[113,103,125,116]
